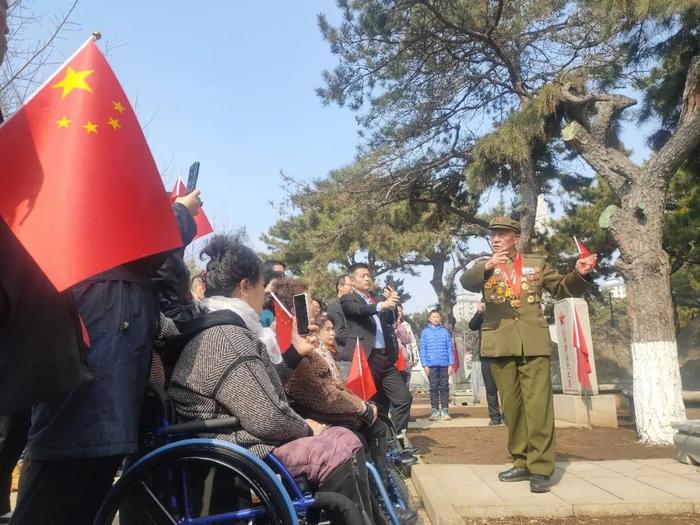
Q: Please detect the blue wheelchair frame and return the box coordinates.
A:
[95,387,404,525]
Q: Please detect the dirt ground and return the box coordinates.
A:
[408,405,699,464]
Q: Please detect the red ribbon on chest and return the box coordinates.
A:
[497,253,523,298]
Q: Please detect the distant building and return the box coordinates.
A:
[453,292,482,323]
[599,278,626,299]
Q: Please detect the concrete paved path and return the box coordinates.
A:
[412,458,700,524]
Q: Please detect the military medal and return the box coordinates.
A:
[485,282,493,289]
[497,253,523,310]
[527,295,535,304]
[494,268,501,275]
[497,296,506,303]
[521,282,529,291]
[497,287,505,295]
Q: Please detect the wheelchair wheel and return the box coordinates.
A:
[386,463,416,512]
[93,440,296,525]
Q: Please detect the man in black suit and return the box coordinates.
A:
[327,274,353,362]
[340,263,412,435]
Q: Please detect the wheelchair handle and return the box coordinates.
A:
[161,416,241,435]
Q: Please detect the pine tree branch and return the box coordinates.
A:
[646,55,700,184]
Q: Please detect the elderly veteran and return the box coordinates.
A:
[460,216,597,493]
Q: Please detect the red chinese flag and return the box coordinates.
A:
[574,236,597,268]
[0,37,181,291]
[273,297,293,353]
[572,309,592,390]
[346,339,377,401]
[451,338,460,374]
[395,348,408,372]
[169,177,214,240]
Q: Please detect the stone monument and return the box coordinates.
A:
[552,298,618,427]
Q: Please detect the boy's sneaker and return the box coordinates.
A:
[428,409,440,421]
[441,409,452,421]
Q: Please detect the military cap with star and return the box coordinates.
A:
[488,215,521,234]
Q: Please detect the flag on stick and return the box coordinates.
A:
[170,177,214,240]
[346,339,377,401]
[270,291,293,353]
[451,338,461,374]
[574,236,597,268]
[0,36,181,291]
[572,309,592,390]
[395,347,408,372]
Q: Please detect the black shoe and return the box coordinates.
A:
[530,474,551,493]
[395,507,418,524]
[401,455,419,467]
[498,467,530,482]
[488,418,502,426]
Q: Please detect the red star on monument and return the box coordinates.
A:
[559,312,566,326]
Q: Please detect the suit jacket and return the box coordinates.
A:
[338,291,397,362]
[460,253,590,357]
[326,299,348,350]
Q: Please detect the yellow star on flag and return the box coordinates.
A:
[56,116,71,128]
[83,121,98,134]
[112,101,126,114]
[52,67,95,99]
[107,116,121,130]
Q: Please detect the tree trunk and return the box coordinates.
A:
[427,249,458,331]
[611,189,686,444]
[516,155,538,252]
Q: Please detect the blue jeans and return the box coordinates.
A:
[428,366,449,411]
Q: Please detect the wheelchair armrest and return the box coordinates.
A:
[161,416,241,435]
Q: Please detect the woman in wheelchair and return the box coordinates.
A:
[283,312,388,479]
[166,235,374,523]
[271,282,417,525]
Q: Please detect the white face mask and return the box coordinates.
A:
[200,296,282,364]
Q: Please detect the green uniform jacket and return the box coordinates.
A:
[460,254,591,357]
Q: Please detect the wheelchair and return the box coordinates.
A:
[93,384,415,525]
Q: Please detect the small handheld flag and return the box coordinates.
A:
[270,291,293,353]
[170,177,214,240]
[346,339,377,401]
[572,309,592,390]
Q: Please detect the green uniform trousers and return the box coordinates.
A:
[490,355,555,476]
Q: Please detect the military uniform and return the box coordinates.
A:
[460,218,590,477]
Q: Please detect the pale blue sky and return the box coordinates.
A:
[11,1,654,312]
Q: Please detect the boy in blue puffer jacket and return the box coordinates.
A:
[419,310,454,421]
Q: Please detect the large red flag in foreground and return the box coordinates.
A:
[170,177,214,240]
[346,339,377,401]
[0,37,181,291]
[271,292,293,353]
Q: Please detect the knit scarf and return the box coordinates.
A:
[200,296,282,364]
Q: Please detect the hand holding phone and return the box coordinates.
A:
[187,161,200,193]
[293,293,310,336]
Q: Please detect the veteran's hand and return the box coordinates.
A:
[575,254,598,276]
[484,251,509,271]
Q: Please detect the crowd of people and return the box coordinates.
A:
[0,182,431,524]
[0,203,599,524]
